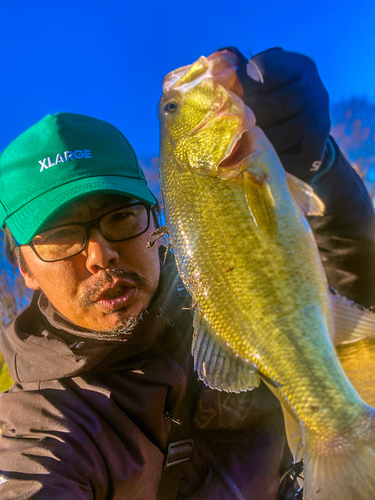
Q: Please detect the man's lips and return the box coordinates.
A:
[94,279,138,311]
[96,287,137,312]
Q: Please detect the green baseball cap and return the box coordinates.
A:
[0,113,156,244]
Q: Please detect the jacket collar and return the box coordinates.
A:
[1,248,191,383]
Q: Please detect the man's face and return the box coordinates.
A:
[19,194,161,333]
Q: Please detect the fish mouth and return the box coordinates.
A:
[218,131,253,168]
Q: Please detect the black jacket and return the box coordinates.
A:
[309,137,375,307]
[0,253,291,500]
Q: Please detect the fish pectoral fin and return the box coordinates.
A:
[243,171,277,238]
[286,172,325,216]
[192,310,260,393]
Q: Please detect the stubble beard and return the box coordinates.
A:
[78,268,152,340]
[95,311,143,338]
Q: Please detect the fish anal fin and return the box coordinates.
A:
[286,172,325,216]
[243,170,277,238]
[263,380,304,462]
[192,310,260,393]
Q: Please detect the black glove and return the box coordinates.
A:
[218,47,331,181]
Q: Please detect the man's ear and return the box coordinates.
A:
[18,262,41,291]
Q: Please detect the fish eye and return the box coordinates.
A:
[164,102,178,113]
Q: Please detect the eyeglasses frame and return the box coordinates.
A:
[15,202,152,263]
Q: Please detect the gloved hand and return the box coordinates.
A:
[217,47,331,180]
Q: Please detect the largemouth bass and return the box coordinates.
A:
[158,52,375,500]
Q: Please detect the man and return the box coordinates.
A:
[0,48,375,500]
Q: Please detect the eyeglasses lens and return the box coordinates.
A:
[32,204,149,262]
[101,204,148,241]
[32,226,86,261]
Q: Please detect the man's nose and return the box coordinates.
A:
[84,229,120,272]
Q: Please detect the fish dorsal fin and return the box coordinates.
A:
[330,289,375,407]
[337,338,375,407]
[192,310,260,393]
[286,172,325,216]
[243,171,277,238]
[330,289,375,346]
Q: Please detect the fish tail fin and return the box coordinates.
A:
[303,407,375,500]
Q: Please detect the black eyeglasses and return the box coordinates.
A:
[18,202,151,263]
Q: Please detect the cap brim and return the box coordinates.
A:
[7,176,157,244]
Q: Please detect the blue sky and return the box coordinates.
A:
[1,0,375,160]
